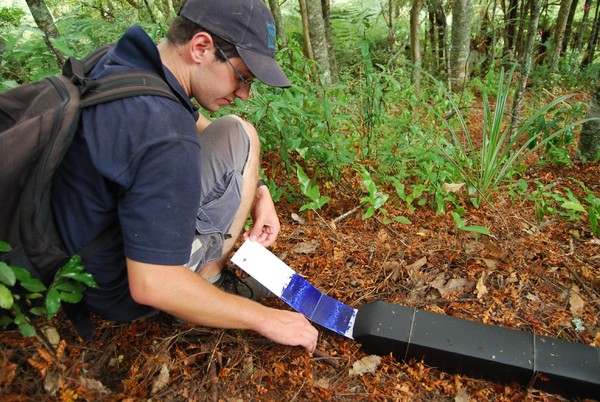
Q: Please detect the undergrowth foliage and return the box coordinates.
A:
[224,40,595,234]
[0,241,96,338]
[1,3,597,328]
[407,67,585,207]
[1,9,594,234]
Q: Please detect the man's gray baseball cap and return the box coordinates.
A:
[179,0,291,88]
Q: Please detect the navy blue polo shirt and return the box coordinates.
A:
[51,26,201,321]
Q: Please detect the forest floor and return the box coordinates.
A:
[1,96,600,401]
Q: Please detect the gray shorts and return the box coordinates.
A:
[185,115,251,272]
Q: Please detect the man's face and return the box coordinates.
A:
[191,47,254,112]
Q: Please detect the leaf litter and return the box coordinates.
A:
[1,141,599,401]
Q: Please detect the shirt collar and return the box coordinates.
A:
[110,25,198,117]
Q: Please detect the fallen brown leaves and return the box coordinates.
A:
[1,155,599,401]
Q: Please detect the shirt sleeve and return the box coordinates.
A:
[85,96,201,266]
[119,137,201,265]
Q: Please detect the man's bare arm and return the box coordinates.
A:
[126,258,318,352]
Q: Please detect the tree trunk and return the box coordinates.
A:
[550,0,574,72]
[410,0,426,83]
[382,0,396,50]
[489,0,498,68]
[510,0,541,137]
[298,0,313,60]
[579,86,600,160]
[449,0,473,93]
[305,0,332,84]
[321,0,338,81]
[436,1,448,73]
[575,0,593,51]
[426,0,447,74]
[512,0,526,59]
[581,0,600,67]
[503,0,519,59]
[24,0,65,68]
[563,0,578,52]
[428,5,436,71]
[388,0,396,49]
[268,0,288,48]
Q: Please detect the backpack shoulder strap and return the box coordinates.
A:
[63,45,184,108]
[80,71,181,107]
[62,45,112,82]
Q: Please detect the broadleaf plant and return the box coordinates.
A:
[0,241,97,336]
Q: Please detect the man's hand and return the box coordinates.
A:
[243,184,280,247]
[256,309,319,353]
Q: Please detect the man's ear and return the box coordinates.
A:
[189,32,213,63]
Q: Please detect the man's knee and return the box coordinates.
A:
[200,115,259,174]
[218,115,260,160]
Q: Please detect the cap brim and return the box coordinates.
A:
[237,47,291,88]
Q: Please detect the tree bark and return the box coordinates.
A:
[268,0,288,48]
[512,0,526,59]
[579,86,600,160]
[503,0,519,59]
[510,0,541,137]
[428,5,436,71]
[321,0,338,81]
[581,0,600,67]
[298,0,313,60]
[449,0,473,92]
[383,0,396,50]
[25,0,65,68]
[410,0,426,83]
[550,0,574,72]
[563,0,578,52]
[435,1,448,73]
[489,0,498,68]
[428,0,446,73]
[305,0,332,84]
[575,0,593,51]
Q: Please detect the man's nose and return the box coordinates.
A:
[235,84,251,101]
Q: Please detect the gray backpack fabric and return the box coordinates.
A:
[0,46,180,285]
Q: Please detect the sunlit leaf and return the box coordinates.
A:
[561,201,586,213]
[11,266,32,282]
[0,262,16,286]
[61,273,97,287]
[18,322,36,337]
[0,284,14,309]
[20,277,47,292]
[394,216,412,225]
[59,291,84,304]
[45,288,61,319]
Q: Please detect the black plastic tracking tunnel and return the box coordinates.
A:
[352,301,600,400]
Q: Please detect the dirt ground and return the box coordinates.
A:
[1,147,599,401]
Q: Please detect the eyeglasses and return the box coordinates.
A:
[214,44,252,86]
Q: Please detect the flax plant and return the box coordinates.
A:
[428,68,586,206]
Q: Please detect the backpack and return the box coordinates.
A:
[0,46,181,287]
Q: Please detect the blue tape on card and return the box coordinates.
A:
[231,240,356,338]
